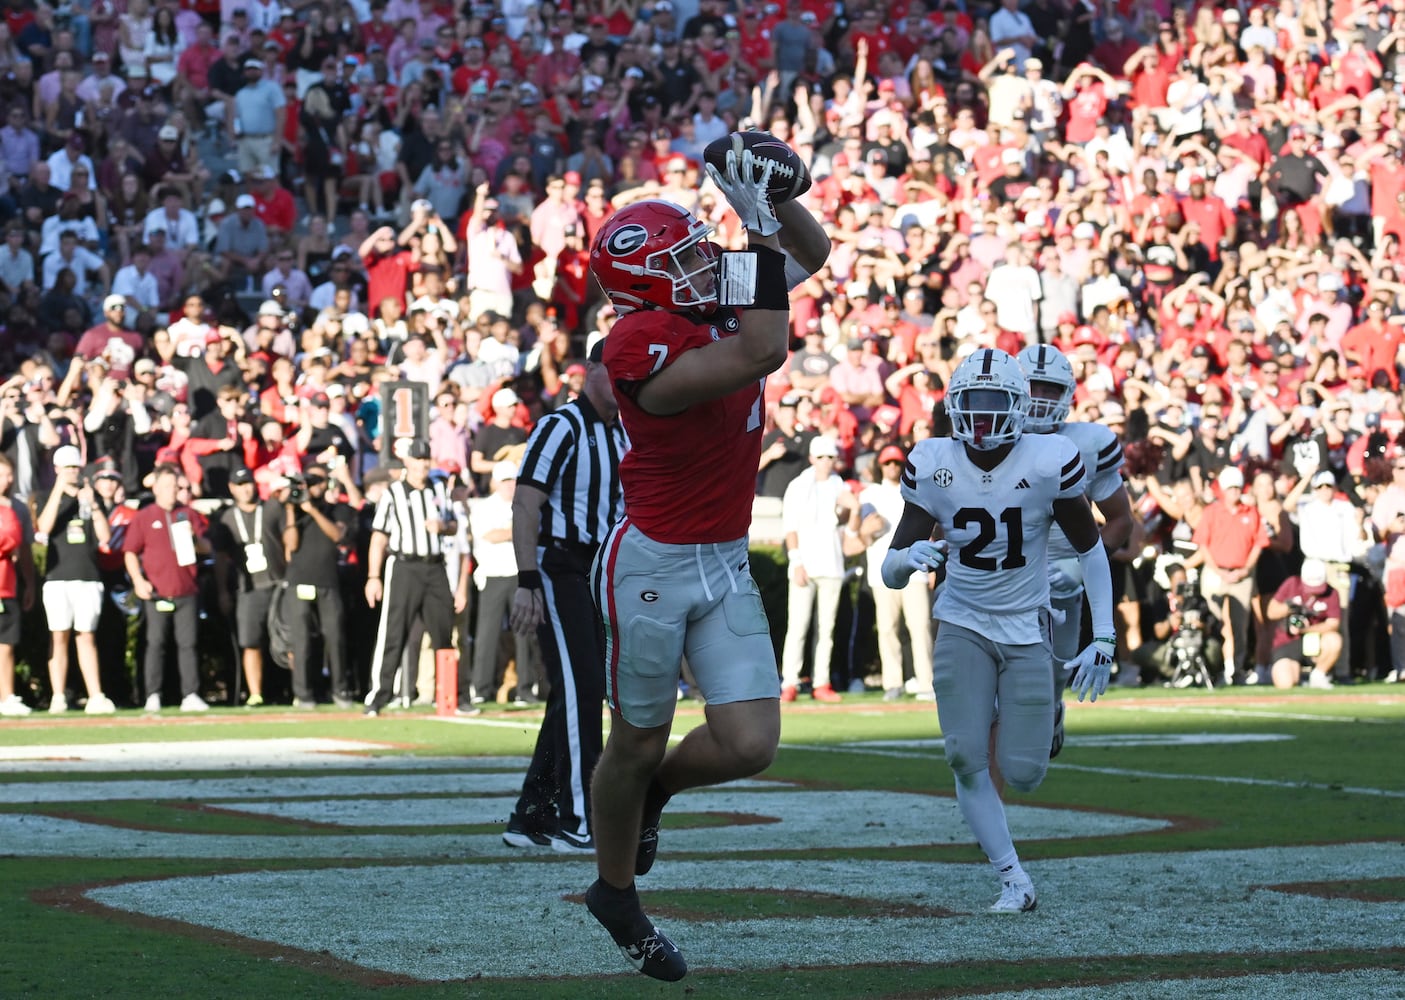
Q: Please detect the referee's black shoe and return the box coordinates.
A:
[584,879,687,982]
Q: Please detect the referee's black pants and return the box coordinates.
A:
[512,544,605,841]
[366,556,454,712]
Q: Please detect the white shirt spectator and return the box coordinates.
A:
[45,149,97,191]
[989,4,1037,66]
[781,466,848,579]
[985,258,1043,339]
[0,242,34,290]
[39,215,100,258]
[468,492,517,587]
[142,206,202,250]
[41,245,105,294]
[111,263,161,309]
[309,281,358,313]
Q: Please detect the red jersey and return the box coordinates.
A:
[604,307,765,544]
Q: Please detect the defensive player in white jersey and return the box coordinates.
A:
[881,348,1117,913]
[1017,344,1133,756]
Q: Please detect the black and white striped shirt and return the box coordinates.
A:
[517,396,627,547]
[371,479,451,558]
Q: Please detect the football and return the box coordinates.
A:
[702,130,812,205]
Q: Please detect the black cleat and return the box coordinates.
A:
[635,779,671,876]
[585,879,687,982]
[1049,700,1065,759]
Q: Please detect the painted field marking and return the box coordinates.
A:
[85,844,1405,981]
[834,733,1295,751]
[991,969,1405,1000]
[1053,763,1405,800]
[1108,705,1402,725]
[0,739,527,772]
[0,785,1162,858]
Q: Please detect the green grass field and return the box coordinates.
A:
[2,685,1404,999]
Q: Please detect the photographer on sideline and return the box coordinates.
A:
[1267,558,1342,690]
[1131,558,1225,687]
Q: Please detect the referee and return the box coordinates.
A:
[363,441,467,716]
[504,343,627,852]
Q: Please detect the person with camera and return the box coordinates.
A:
[281,461,358,709]
[36,446,116,714]
[1267,558,1342,690]
[211,466,286,708]
[1130,558,1225,687]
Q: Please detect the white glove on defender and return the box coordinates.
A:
[881,540,948,590]
[705,147,781,237]
[1066,637,1116,703]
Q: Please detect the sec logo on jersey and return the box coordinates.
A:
[934,468,953,488]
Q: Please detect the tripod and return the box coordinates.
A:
[1167,628,1216,690]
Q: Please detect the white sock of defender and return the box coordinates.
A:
[954,769,1018,869]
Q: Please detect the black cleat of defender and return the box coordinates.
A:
[585,879,687,982]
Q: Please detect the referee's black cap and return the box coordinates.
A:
[405,440,432,460]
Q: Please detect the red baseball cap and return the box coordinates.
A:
[872,404,901,428]
[878,444,907,465]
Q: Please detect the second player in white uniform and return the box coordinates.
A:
[881,348,1118,913]
[1018,345,1133,754]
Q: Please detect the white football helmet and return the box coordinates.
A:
[947,348,1029,450]
[1017,344,1076,433]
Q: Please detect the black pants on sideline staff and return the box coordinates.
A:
[367,556,454,712]
[143,595,200,700]
[470,575,534,702]
[287,584,348,702]
[511,543,605,841]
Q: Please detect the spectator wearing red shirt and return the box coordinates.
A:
[1126,46,1171,109]
[1219,109,1272,171]
[360,0,397,51]
[358,225,412,313]
[1337,35,1381,98]
[1062,65,1111,144]
[1180,175,1235,261]
[123,464,212,711]
[1091,20,1138,77]
[1366,142,1405,249]
[251,166,296,233]
[1341,298,1404,389]
[0,453,34,717]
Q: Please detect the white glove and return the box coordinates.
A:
[881,539,948,589]
[705,145,781,236]
[1065,637,1116,703]
[1049,566,1077,592]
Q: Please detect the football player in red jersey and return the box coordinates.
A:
[579,149,828,980]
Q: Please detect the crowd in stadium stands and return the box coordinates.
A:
[0,0,1404,715]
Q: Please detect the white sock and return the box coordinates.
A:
[990,848,1026,883]
[954,769,1017,870]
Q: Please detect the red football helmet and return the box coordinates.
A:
[589,200,717,315]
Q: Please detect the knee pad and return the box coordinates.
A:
[998,752,1049,794]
